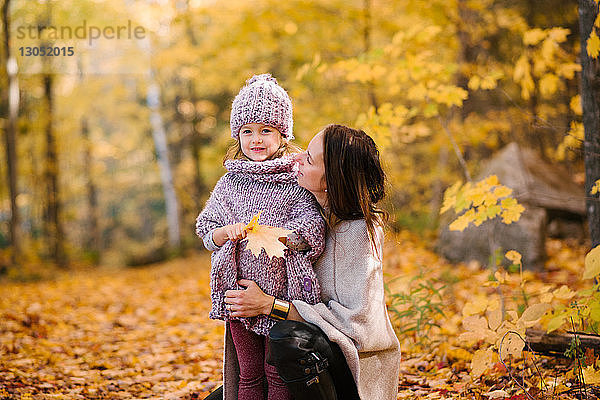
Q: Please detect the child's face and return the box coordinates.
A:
[239,123,283,161]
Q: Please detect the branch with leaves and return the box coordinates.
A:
[440,175,525,232]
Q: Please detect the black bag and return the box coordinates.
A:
[266,320,360,400]
[203,385,223,400]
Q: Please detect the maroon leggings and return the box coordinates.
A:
[229,320,292,400]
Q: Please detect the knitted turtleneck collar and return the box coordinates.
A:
[224,155,298,184]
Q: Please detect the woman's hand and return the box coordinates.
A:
[225,279,274,318]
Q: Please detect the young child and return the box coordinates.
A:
[196,74,325,400]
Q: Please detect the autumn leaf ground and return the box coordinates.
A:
[0,233,592,399]
[1,255,223,399]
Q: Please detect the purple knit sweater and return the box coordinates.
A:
[196,156,325,336]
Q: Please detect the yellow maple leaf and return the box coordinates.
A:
[473,208,488,226]
[449,209,475,231]
[547,314,566,332]
[460,315,497,344]
[494,270,508,284]
[587,30,600,58]
[523,28,546,46]
[467,186,487,207]
[500,203,525,224]
[540,73,560,97]
[583,365,600,385]
[505,250,522,265]
[583,245,600,279]
[245,211,262,232]
[485,389,510,399]
[440,181,462,214]
[591,179,600,195]
[243,212,292,259]
[484,175,499,187]
[519,303,550,328]
[498,330,525,360]
[470,347,494,377]
[462,297,489,316]
[468,75,481,91]
[493,185,512,198]
[487,308,503,331]
[540,292,553,303]
[552,285,576,300]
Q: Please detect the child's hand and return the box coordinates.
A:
[224,223,248,240]
[213,223,247,246]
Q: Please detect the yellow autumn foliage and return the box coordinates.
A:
[441,175,524,231]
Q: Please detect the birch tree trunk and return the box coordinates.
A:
[578,0,600,247]
[147,78,181,248]
[2,0,20,266]
[141,0,181,249]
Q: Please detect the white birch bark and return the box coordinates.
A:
[147,78,181,248]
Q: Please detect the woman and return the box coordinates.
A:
[217,124,401,400]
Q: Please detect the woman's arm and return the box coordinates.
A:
[291,222,398,353]
[224,279,305,322]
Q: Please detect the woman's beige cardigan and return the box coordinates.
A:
[222,219,401,399]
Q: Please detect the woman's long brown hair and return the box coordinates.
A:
[322,124,388,252]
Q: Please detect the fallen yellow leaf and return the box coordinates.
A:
[552,285,576,300]
[505,250,522,265]
[583,365,600,385]
[519,303,550,328]
[485,389,509,399]
[583,245,600,279]
[471,347,494,377]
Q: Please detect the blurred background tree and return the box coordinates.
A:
[0,0,589,271]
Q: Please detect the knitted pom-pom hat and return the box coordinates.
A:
[230,73,294,140]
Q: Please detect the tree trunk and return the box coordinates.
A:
[141,0,180,250]
[455,0,476,120]
[526,328,600,357]
[191,129,205,207]
[429,144,449,227]
[2,0,20,266]
[184,0,205,210]
[43,74,67,268]
[82,118,100,261]
[579,0,600,247]
[41,3,66,267]
[363,0,378,110]
[148,78,181,249]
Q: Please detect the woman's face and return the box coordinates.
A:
[295,130,327,202]
[239,123,282,161]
